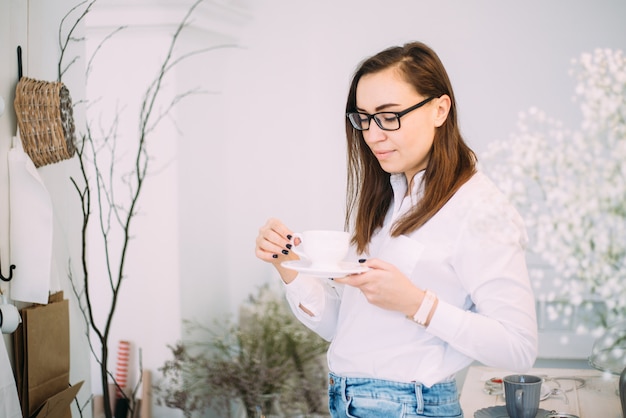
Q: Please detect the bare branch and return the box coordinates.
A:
[62,0,236,416]
[86,26,127,79]
[59,0,97,81]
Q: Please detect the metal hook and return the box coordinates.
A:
[0,262,15,282]
[17,46,23,80]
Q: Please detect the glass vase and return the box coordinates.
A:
[588,320,626,374]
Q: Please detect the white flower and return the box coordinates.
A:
[481,48,626,333]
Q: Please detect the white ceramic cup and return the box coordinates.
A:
[0,294,22,334]
[291,230,350,269]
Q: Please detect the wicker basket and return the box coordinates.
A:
[14,77,76,167]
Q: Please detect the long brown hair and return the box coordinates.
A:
[345,42,477,253]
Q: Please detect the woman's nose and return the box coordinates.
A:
[364,121,387,143]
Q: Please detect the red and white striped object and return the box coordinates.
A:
[115,340,131,398]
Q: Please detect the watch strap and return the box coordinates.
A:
[410,289,437,326]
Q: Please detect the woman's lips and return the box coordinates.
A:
[373,150,394,160]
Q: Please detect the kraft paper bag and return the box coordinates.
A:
[13,292,83,418]
[31,381,83,418]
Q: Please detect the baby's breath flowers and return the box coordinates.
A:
[482,49,626,354]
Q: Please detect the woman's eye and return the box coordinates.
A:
[382,114,397,123]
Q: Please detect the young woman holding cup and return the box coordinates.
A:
[255,41,537,418]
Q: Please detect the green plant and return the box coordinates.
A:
[155,285,330,417]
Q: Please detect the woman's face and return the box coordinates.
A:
[356,66,447,182]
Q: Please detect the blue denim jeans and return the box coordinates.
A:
[328,372,463,418]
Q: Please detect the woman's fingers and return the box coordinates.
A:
[333,258,390,284]
[358,258,393,271]
[255,218,295,262]
[334,259,421,314]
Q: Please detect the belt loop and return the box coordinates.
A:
[341,375,350,403]
[414,382,424,414]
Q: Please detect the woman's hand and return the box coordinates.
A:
[255,218,300,283]
[334,258,424,317]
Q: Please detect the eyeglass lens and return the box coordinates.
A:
[347,112,400,131]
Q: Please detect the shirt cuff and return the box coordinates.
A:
[283,274,326,319]
[425,298,466,339]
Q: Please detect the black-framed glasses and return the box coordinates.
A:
[346,96,436,131]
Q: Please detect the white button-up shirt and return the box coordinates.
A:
[284,171,538,387]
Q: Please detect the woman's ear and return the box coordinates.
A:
[433,95,451,128]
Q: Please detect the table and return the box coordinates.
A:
[460,366,622,417]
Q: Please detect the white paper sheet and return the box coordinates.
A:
[8,133,53,304]
[0,335,22,418]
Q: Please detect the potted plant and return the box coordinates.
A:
[155,284,330,417]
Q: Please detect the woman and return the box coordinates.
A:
[255,41,537,418]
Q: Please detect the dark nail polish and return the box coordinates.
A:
[328,278,334,281]
[282,249,289,255]
[287,234,293,240]
[272,254,278,259]
[286,243,292,249]
[358,258,367,263]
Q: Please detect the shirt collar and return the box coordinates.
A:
[390,170,426,210]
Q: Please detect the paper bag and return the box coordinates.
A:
[31,381,83,418]
[13,292,83,418]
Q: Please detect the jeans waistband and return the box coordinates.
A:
[328,372,459,413]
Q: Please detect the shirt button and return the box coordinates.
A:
[329,377,334,385]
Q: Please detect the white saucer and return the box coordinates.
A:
[474,406,550,418]
[281,260,369,278]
